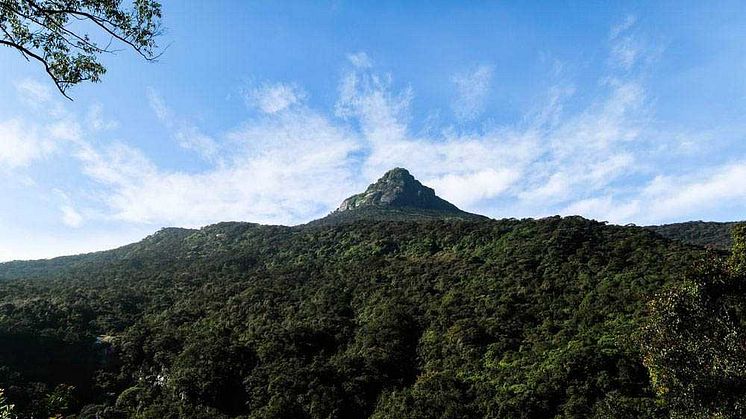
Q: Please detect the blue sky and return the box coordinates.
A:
[1,1,746,260]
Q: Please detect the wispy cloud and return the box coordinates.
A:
[610,36,641,71]
[73,106,359,226]
[0,119,58,170]
[451,64,494,121]
[86,104,119,132]
[17,47,652,227]
[146,88,220,161]
[610,15,637,40]
[347,52,373,69]
[429,169,520,207]
[244,82,306,114]
[332,53,646,218]
[607,15,653,72]
[53,189,85,228]
[640,163,746,223]
[6,16,745,240]
[15,79,52,104]
[335,64,412,145]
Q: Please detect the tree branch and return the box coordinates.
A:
[0,0,162,98]
[28,4,161,61]
[0,39,73,100]
[4,5,111,54]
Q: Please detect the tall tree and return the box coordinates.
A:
[0,0,162,99]
[642,224,746,419]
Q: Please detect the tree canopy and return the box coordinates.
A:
[0,217,709,417]
[0,0,162,98]
[642,223,746,419]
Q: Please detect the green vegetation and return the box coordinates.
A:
[642,223,746,418]
[0,0,162,98]
[307,206,487,227]
[0,216,714,417]
[646,221,740,250]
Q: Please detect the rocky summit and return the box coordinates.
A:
[336,168,460,212]
[308,168,487,225]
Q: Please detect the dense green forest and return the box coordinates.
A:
[646,221,739,250]
[1,214,740,418]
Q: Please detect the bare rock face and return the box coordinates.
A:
[336,168,461,212]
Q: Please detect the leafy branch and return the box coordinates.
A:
[0,0,163,99]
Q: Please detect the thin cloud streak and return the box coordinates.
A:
[147,88,220,161]
[451,64,494,121]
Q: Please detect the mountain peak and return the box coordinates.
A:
[304,168,488,226]
[336,168,460,213]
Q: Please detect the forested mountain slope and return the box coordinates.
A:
[0,169,729,418]
[646,221,740,249]
[0,216,705,418]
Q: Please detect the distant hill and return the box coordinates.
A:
[0,227,198,280]
[646,221,741,249]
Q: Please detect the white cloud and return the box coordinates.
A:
[561,196,640,223]
[147,88,220,160]
[610,15,637,40]
[551,161,746,225]
[76,108,360,226]
[245,82,305,114]
[147,88,170,121]
[641,163,746,223]
[428,168,521,207]
[54,189,85,228]
[336,68,412,143]
[348,52,373,68]
[520,172,571,203]
[173,126,220,160]
[16,79,52,104]
[0,118,57,169]
[334,59,645,216]
[0,227,151,262]
[452,65,494,121]
[73,139,156,186]
[4,39,658,236]
[607,15,654,72]
[61,205,83,227]
[87,104,119,131]
[611,37,641,70]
